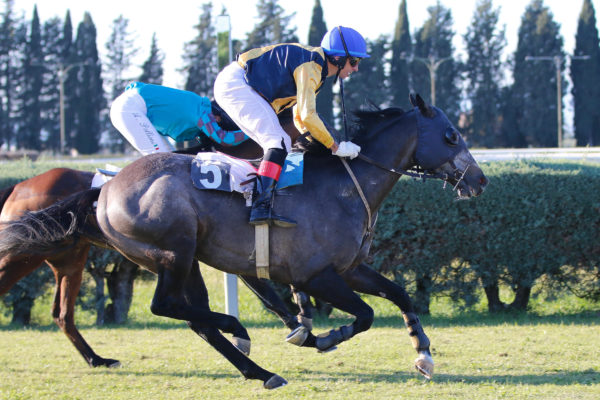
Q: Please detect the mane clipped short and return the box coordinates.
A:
[351,107,405,146]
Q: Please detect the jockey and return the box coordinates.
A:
[214,26,370,228]
[110,81,245,155]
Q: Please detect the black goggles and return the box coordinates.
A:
[348,56,362,67]
[337,26,362,67]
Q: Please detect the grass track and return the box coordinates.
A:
[1,267,599,399]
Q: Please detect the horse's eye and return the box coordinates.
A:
[445,127,459,146]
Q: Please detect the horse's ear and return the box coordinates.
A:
[415,94,435,118]
[409,93,416,107]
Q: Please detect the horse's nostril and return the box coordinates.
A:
[480,176,488,186]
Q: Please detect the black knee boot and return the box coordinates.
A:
[249,148,296,228]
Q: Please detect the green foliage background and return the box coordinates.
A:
[372,160,600,311]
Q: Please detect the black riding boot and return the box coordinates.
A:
[249,175,297,228]
[249,148,296,228]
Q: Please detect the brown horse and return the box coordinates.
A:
[0,168,121,367]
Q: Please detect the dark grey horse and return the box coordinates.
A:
[0,96,487,388]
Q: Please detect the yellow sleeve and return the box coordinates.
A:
[292,62,335,149]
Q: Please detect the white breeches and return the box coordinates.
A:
[213,62,292,152]
[110,90,174,155]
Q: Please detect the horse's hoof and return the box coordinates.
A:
[414,352,434,379]
[263,374,288,389]
[315,329,342,352]
[91,358,121,368]
[231,336,251,356]
[286,325,309,346]
[317,345,337,353]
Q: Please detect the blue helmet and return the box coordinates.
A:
[321,26,370,59]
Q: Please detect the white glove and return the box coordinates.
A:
[333,141,361,159]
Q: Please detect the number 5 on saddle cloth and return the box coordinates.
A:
[190,151,304,202]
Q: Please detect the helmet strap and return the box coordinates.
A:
[334,26,351,86]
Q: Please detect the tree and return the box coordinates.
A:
[71,12,105,154]
[571,0,600,146]
[104,15,138,100]
[182,3,217,97]
[0,0,25,148]
[307,0,333,125]
[18,5,43,150]
[390,0,412,110]
[463,0,506,147]
[343,36,390,114]
[61,10,80,153]
[139,32,164,84]
[104,15,138,152]
[411,3,461,124]
[39,16,63,151]
[512,0,564,147]
[244,0,298,50]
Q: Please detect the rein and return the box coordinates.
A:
[340,153,471,236]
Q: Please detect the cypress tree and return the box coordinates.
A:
[307,0,333,126]
[104,15,138,152]
[463,0,506,147]
[105,15,138,100]
[72,12,105,154]
[139,33,164,85]
[571,0,600,146]
[512,0,564,147]
[182,3,217,97]
[0,0,23,148]
[61,10,77,153]
[390,0,412,109]
[411,3,461,123]
[244,0,298,50]
[19,5,43,150]
[343,36,390,114]
[40,17,63,151]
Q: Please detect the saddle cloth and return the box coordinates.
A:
[91,152,304,194]
[191,151,304,194]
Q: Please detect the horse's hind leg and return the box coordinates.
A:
[239,275,300,331]
[239,276,315,348]
[47,244,120,368]
[183,262,286,389]
[340,263,434,379]
[294,265,374,352]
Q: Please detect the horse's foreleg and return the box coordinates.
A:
[183,262,286,389]
[340,263,434,379]
[48,246,121,368]
[295,266,374,352]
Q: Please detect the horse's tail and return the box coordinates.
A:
[0,185,16,212]
[0,188,100,259]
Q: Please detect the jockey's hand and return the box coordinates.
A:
[333,141,361,159]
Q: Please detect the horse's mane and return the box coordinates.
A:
[350,106,406,147]
[294,106,406,156]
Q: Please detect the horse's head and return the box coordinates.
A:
[410,94,488,199]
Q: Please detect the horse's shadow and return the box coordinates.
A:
[83,366,599,387]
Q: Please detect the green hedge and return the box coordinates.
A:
[371,160,600,312]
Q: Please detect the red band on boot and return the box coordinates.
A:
[258,160,282,180]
